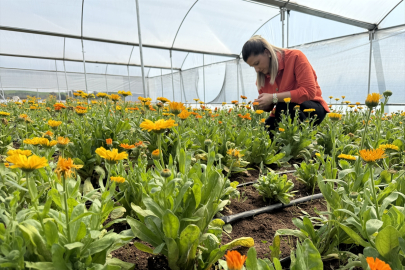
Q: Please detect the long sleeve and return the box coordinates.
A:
[289,51,317,103]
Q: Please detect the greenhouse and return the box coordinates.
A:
[1,0,405,269]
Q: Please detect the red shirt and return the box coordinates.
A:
[259,49,330,113]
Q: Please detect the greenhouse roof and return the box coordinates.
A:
[0,0,403,73]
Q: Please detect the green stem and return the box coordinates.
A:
[27,172,46,233]
[369,165,380,219]
[360,109,372,150]
[157,134,165,168]
[62,175,72,242]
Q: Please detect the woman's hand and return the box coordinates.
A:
[254,93,273,111]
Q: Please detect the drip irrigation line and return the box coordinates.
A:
[219,193,324,224]
[237,170,296,188]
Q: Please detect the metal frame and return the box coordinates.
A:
[367,30,375,94]
[81,0,89,93]
[135,0,147,97]
[54,60,61,100]
[249,0,376,30]
[0,53,180,71]
[0,26,239,59]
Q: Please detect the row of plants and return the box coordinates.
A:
[0,89,404,269]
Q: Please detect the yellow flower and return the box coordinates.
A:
[365,93,382,108]
[4,163,9,168]
[110,176,125,183]
[260,118,265,123]
[379,144,399,151]
[341,96,346,99]
[328,113,342,121]
[255,110,264,115]
[95,147,128,164]
[359,149,386,163]
[178,110,192,120]
[328,96,333,99]
[116,105,122,111]
[75,108,87,116]
[225,250,247,270]
[57,137,70,149]
[315,153,321,157]
[227,149,243,159]
[338,154,356,161]
[335,98,340,101]
[0,111,10,116]
[222,102,226,105]
[6,154,48,173]
[38,138,58,148]
[344,101,351,104]
[356,102,361,105]
[284,98,291,103]
[140,119,178,133]
[169,102,185,115]
[48,120,62,128]
[366,257,391,270]
[43,130,54,138]
[111,94,121,101]
[7,149,32,157]
[24,137,42,145]
[303,108,315,112]
[54,157,83,179]
[157,97,170,103]
[279,128,285,132]
[118,90,132,97]
[96,92,107,98]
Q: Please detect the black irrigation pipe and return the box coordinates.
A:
[236,170,297,188]
[219,193,324,224]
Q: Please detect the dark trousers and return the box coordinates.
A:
[265,100,327,131]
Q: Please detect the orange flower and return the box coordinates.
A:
[178,110,192,120]
[359,148,386,163]
[151,149,160,159]
[224,250,246,270]
[366,257,391,270]
[54,157,83,179]
[120,143,135,150]
[169,101,185,115]
[106,138,113,146]
[365,93,382,108]
[240,95,247,99]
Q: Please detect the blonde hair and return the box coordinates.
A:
[242,35,284,91]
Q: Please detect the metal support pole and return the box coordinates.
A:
[135,0,147,97]
[170,50,175,101]
[127,65,131,92]
[280,7,286,48]
[160,69,164,97]
[105,64,109,94]
[63,61,69,96]
[0,72,5,100]
[287,10,290,48]
[54,60,61,100]
[203,54,206,103]
[239,59,245,97]
[81,39,89,93]
[180,71,187,103]
[367,30,375,94]
[237,59,239,102]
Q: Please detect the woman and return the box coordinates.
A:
[242,35,329,131]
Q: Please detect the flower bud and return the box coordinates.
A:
[151,149,160,160]
[204,139,212,146]
[383,90,392,97]
[161,168,172,178]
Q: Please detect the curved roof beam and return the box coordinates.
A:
[377,0,404,26]
[0,26,239,58]
[247,0,377,30]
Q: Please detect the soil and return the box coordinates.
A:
[222,172,320,216]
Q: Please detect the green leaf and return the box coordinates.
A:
[366,219,383,236]
[51,244,69,270]
[178,225,200,265]
[165,237,180,270]
[133,242,154,254]
[245,247,258,270]
[375,225,400,257]
[162,210,180,239]
[44,221,59,247]
[301,239,323,270]
[25,262,56,270]
[338,224,371,248]
[64,242,84,250]
[106,258,135,270]
[127,216,162,247]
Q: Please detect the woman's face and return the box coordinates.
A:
[246,49,270,75]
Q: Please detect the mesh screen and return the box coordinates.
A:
[1,26,404,105]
